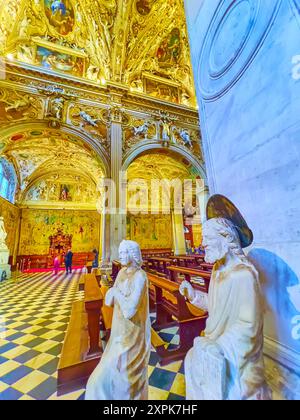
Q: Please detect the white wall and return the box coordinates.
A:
[185,0,300,367]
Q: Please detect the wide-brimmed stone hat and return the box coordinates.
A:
[206,194,253,248]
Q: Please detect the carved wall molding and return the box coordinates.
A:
[290,0,300,28]
[197,0,283,101]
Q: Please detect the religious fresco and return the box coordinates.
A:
[37,46,84,76]
[0,0,197,106]
[44,0,75,36]
[3,131,105,192]
[136,0,154,15]
[0,89,43,124]
[144,77,179,104]
[25,174,98,204]
[157,28,181,67]
[19,209,100,255]
[127,214,173,250]
[0,197,20,256]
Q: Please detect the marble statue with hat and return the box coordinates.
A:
[180,195,271,400]
[0,216,11,282]
[85,240,151,400]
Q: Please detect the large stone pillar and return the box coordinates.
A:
[12,211,22,267]
[109,106,126,261]
[172,211,186,255]
[197,185,210,223]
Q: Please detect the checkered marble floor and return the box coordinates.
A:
[0,271,185,400]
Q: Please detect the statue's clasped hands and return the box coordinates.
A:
[179,280,196,301]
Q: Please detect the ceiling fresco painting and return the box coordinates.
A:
[0,128,105,204]
[44,0,75,36]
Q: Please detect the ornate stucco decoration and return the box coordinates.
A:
[0,0,197,108]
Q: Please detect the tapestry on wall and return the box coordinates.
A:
[127,214,173,249]
[19,209,100,255]
[0,197,20,256]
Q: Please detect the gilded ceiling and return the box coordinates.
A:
[0,0,196,107]
[127,151,196,181]
[1,129,104,201]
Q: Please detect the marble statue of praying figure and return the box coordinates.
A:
[180,195,271,401]
[85,240,151,400]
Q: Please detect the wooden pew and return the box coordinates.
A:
[86,261,93,273]
[142,249,174,259]
[168,266,211,293]
[200,262,213,272]
[148,273,208,365]
[58,273,103,395]
[84,274,103,358]
[111,260,122,280]
[147,257,174,277]
[172,256,200,268]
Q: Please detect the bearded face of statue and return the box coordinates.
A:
[202,220,230,264]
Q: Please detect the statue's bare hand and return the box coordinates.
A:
[179,281,195,301]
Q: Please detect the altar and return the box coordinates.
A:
[49,229,73,258]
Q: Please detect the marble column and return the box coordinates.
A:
[197,186,210,224]
[109,108,126,261]
[172,211,186,255]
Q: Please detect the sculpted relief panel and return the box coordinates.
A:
[197,0,283,100]
[123,113,203,161]
[0,89,44,125]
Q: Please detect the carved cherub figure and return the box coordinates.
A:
[48,97,64,120]
[179,128,193,148]
[79,111,99,127]
[133,121,150,136]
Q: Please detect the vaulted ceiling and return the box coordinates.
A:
[0,0,196,106]
[1,128,104,203]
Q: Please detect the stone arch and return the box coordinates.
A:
[122,142,208,185]
[0,121,110,178]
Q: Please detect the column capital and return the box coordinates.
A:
[108,104,126,124]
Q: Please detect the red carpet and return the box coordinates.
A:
[23,266,84,273]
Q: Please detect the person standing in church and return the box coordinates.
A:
[53,255,60,276]
[64,248,73,274]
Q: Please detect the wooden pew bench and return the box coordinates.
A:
[168,266,211,293]
[148,272,207,365]
[58,273,103,395]
[147,257,174,277]
[78,275,85,292]
[172,256,200,268]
